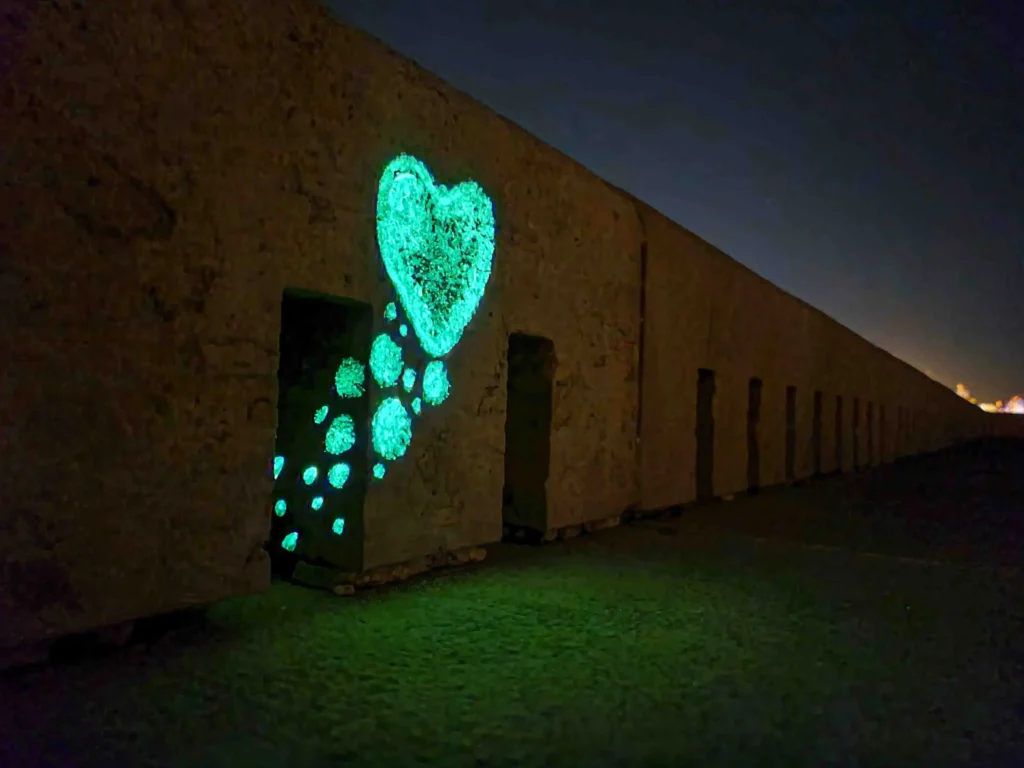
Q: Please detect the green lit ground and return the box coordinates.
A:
[2,440,1022,767]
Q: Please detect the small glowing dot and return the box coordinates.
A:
[282,532,299,552]
[399,324,408,337]
[313,405,329,424]
[311,496,324,511]
[332,517,346,535]
[274,499,287,517]
[371,396,413,460]
[384,302,398,322]
[302,465,318,485]
[411,397,422,415]
[335,358,366,399]
[327,463,351,489]
[369,333,403,387]
[325,414,356,455]
[422,360,450,406]
[402,367,417,392]
[373,463,386,479]
[273,456,285,480]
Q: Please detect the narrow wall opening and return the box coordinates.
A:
[812,390,823,476]
[271,290,373,578]
[835,395,844,472]
[852,397,861,469]
[867,401,875,465]
[696,369,716,501]
[747,378,762,493]
[502,333,556,534]
[785,385,797,482]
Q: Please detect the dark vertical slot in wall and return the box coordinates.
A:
[696,369,716,501]
[835,395,844,472]
[812,391,823,475]
[747,378,762,493]
[503,333,556,533]
[866,401,875,465]
[879,404,886,461]
[785,385,797,482]
[897,406,904,456]
[852,398,861,468]
[273,290,373,577]
[635,241,648,440]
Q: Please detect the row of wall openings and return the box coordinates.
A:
[697,371,913,499]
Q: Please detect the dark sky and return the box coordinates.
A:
[328,0,1023,403]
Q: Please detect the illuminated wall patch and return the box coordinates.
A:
[313,405,329,424]
[332,517,346,535]
[376,153,495,359]
[327,463,351,489]
[372,397,412,460]
[311,496,324,511]
[402,367,417,393]
[384,302,398,322]
[369,333,403,387]
[411,397,422,415]
[273,456,285,480]
[302,465,318,485]
[373,463,386,479]
[274,499,287,517]
[334,358,366,399]
[325,414,356,455]
[399,324,409,337]
[422,360,451,406]
[282,532,299,552]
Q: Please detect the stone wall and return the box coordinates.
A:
[0,0,998,653]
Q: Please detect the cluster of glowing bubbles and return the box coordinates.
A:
[956,383,1024,414]
[272,154,495,554]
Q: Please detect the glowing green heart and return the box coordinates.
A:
[376,155,495,359]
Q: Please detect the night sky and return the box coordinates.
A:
[328,0,1023,403]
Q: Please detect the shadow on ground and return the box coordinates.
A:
[2,440,1022,767]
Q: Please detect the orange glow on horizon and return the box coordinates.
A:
[955,383,1024,414]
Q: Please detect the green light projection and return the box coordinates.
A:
[384,302,398,322]
[282,532,299,552]
[422,361,451,406]
[399,324,409,337]
[335,358,366,399]
[371,397,412,460]
[273,456,284,480]
[369,333,403,387]
[411,397,422,415]
[325,414,356,455]
[313,405,329,424]
[376,153,495,359]
[311,496,324,511]
[327,463,351,489]
[373,463,386,479]
[302,465,318,485]
[402,367,417,393]
[274,499,287,517]
[332,517,346,535]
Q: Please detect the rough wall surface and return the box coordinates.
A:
[0,0,1004,652]
[0,0,639,650]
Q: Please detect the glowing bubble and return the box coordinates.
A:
[371,397,413,460]
[313,405,329,424]
[335,358,367,399]
[311,496,324,511]
[422,360,450,406]
[402,367,417,393]
[274,499,287,517]
[273,456,285,480]
[325,414,356,455]
[411,397,422,415]
[376,154,495,358]
[302,465,318,485]
[373,463,386,479]
[282,532,299,552]
[399,324,409,337]
[384,302,398,322]
[369,333,403,387]
[332,517,346,535]
[327,463,351,489]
